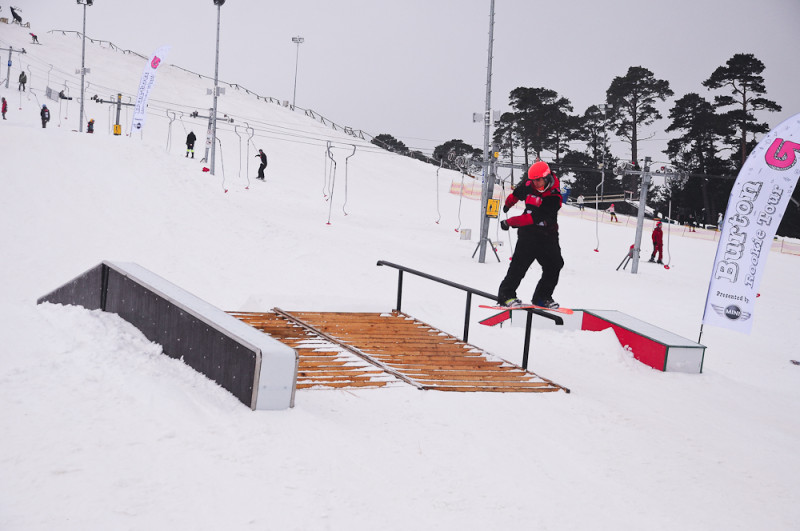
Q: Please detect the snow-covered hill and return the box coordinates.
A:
[1,24,799,530]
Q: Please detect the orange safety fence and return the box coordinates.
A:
[560,204,800,257]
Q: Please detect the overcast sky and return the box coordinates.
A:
[11,0,800,163]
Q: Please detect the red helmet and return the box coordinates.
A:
[528,161,551,180]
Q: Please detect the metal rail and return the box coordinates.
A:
[376,260,563,369]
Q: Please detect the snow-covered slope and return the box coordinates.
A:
[1,24,799,530]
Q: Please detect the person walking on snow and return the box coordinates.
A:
[608,203,619,222]
[497,160,564,309]
[185,131,196,158]
[40,105,50,128]
[1,97,7,120]
[18,71,27,91]
[255,149,267,180]
[649,220,664,264]
[577,194,585,211]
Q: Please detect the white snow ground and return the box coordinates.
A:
[1,25,799,531]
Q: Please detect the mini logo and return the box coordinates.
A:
[711,303,751,322]
[724,305,742,320]
[151,56,161,69]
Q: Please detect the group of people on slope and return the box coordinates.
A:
[184,131,268,181]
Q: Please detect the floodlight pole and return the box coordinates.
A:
[630,157,652,274]
[210,0,225,176]
[77,0,93,133]
[291,36,304,108]
[2,46,26,89]
[477,0,496,264]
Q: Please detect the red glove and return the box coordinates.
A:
[525,195,542,208]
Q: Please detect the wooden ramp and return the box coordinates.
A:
[230,310,567,393]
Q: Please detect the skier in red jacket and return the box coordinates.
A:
[1,97,7,120]
[649,220,664,264]
[497,160,564,309]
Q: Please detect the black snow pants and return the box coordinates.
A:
[498,227,564,304]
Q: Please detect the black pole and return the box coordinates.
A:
[521,311,533,369]
[395,270,403,312]
[463,292,472,342]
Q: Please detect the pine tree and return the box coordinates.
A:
[702,53,782,168]
[508,87,573,165]
[606,66,674,172]
[665,93,734,224]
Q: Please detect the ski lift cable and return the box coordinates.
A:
[233,124,243,182]
[216,136,227,193]
[342,144,356,216]
[434,158,443,224]
[165,110,176,152]
[244,122,255,182]
[325,142,337,225]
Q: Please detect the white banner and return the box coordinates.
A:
[130,45,170,135]
[703,112,800,334]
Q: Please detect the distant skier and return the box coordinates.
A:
[648,221,664,264]
[608,203,619,222]
[577,194,585,211]
[10,6,22,25]
[87,119,95,133]
[30,33,38,44]
[18,71,27,91]
[185,131,196,158]
[497,160,564,309]
[255,149,267,180]
[1,97,7,120]
[40,105,50,128]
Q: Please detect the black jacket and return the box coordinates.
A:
[186,132,196,147]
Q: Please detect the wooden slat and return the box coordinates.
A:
[230,309,568,393]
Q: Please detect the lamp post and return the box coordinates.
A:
[210,0,225,176]
[291,36,304,108]
[76,0,93,133]
[598,103,610,201]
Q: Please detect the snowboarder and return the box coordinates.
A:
[1,97,7,120]
[18,71,27,92]
[185,131,196,158]
[608,203,618,222]
[40,105,50,128]
[255,149,267,180]
[497,160,564,309]
[87,119,95,133]
[30,33,38,44]
[649,221,664,264]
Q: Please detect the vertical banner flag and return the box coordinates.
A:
[130,45,170,135]
[703,112,800,334]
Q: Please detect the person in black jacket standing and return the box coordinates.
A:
[40,105,50,128]
[255,149,267,180]
[185,131,196,158]
[497,160,564,309]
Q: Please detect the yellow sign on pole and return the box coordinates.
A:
[113,124,122,136]
[486,198,500,218]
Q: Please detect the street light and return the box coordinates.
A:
[209,0,225,176]
[76,0,93,133]
[598,103,611,200]
[291,36,304,108]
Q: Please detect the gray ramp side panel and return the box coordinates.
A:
[106,262,298,410]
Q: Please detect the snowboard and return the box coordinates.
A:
[479,304,574,315]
